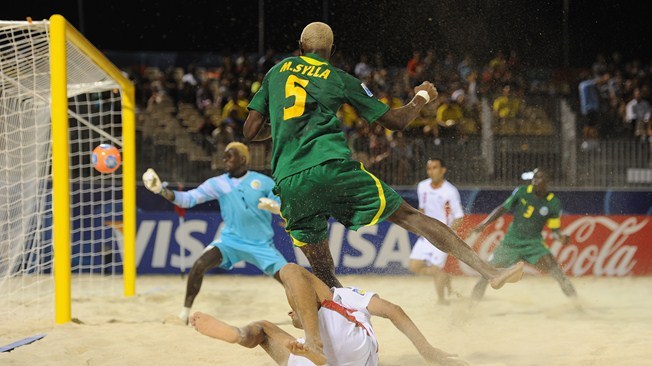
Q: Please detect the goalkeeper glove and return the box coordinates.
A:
[142,168,166,194]
[258,197,281,215]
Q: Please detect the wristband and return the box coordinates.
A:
[159,181,169,195]
[415,90,430,104]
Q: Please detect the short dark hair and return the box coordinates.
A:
[427,157,446,168]
[533,167,551,178]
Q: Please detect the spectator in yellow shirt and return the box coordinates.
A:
[222,89,250,123]
[493,84,521,119]
[436,92,464,140]
[379,90,403,109]
[492,84,521,135]
[338,103,361,136]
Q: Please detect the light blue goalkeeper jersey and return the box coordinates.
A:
[172,171,280,243]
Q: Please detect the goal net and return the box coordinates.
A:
[0,16,135,324]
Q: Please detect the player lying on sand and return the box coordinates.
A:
[191,263,469,366]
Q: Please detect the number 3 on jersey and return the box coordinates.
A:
[284,75,310,120]
[523,205,534,218]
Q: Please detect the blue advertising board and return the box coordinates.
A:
[132,187,651,274]
[135,213,419,275]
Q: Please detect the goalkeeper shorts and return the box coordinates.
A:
[212,235,287,276]
[275,159,403,246]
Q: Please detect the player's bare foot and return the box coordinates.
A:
[446,284,463,299]
[287,339,327,365]
[570,296,586,312]
[489,261,525,289]
[190,312,241,343]
[437,299,451,306]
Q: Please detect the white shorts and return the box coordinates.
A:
[319,309,378,366]
[409,237,448,268]
[287,353,317,366]
[287,298,378,366]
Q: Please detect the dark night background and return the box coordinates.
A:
[4,0,652,68]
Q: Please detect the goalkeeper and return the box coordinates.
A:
[142,142,287,324]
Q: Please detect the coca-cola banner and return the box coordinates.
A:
[131,187,650,276]
[450,214,652,277]
[127,213,651,277]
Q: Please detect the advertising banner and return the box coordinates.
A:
[451,214,651,276]
[131,213,651,276]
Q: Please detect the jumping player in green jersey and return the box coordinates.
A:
[243,21,524,292]
[469,168,578,302]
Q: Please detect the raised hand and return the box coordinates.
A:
[414,81,438,103]
[142,168,163,194]
[258,197,281,215]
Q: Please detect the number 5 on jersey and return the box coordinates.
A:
[284,75,310,120]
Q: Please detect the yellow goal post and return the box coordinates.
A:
[50,14,136,324]
[0,14,135,324]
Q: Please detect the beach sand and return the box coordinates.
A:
[2,274,651,365]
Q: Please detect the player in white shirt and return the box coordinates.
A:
[409,158,465,305]
[190,263,468,366]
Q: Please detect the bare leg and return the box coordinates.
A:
[279,263,331,365]
[180,246,222,324]
[190,311,242,343]
[471,278,489,302]
[409,259,450,305]
[185,246,222,308]
[190,312,294,365]
[389,202,523,289]
[535,254,577,298]
[272,270,283,284]
[287,341,328,365]
[445,274,454,297]
[436,272,452,303]
[300,239,342,288]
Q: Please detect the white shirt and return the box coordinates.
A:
[354,62,373,79]
[288,287,378,366]
[417,179,464,227]
[625,98,651,123]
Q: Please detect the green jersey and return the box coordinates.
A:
[248,53,390,182]
[501,185,562,245]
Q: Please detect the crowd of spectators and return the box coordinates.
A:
[128,47,651,181]
[576,52,652,151]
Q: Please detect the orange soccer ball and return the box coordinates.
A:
[91,144,122,173]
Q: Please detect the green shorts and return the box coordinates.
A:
[490,240,550,267]
[275,159,403,246]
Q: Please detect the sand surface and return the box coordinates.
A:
[2,274,652,366]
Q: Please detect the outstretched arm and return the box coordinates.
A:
[473,205,507,234]
[159,186,175,201]
[143,168,175,201]
[366,295,468,365]
[547,212,569,244]
[376,82,438,131]
[551,229,570,245]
